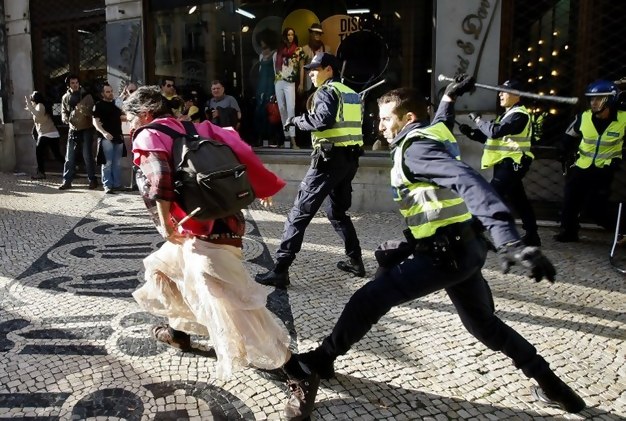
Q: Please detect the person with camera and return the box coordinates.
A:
[205,80,241,131]
[459,79,541,247]
[255,52,365,289]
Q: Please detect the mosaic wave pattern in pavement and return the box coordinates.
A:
[0,174,624,420]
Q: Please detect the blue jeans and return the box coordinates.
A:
[100,138,124,189]
[63,128,96,184]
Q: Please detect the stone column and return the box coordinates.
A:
[0,1,34,172]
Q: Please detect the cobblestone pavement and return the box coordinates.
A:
[0,172,624,420]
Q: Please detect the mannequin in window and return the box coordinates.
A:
[274,27,305,149]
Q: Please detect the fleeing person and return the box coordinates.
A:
[460,79,541,246]
[279,79,586,420]
[255,52,365,288]
[554,80,626,242]
[25,91,63,179]
[122,86,313,387]
[59,74,98,190]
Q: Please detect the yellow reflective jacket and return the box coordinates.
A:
[575,110,626,169]
[481,105,533,168]
[311,81,363,149]
[391,124,472,240]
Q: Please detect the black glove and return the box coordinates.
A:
[468,112,481,123]
[444,74,476,99]
[283,117,295,131]
[459,124,474,137]
[459,123,485,143]
[497,241,556,283]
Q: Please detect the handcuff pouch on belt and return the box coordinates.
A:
[312,143,363,169]
[374,228,417,269]
[311,142,333,169]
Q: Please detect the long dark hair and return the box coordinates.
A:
[281,27,299,48]
[30,91,53,117]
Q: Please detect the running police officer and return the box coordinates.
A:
[279,77,585,420]
[256,52,365,288]
[555,80,626,242]
[460,79,541,246]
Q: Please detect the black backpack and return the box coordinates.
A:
[134,121,255,220]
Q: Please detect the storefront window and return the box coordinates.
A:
[146,0,433,150]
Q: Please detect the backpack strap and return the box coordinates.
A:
[181,120,199,136]
[132,122,187,141]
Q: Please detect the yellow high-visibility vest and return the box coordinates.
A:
[575,110,626,169]
[481,106,533,168]
[391,124,471,240]
[311,81,363,149]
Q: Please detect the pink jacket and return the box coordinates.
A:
[133,118,285,234]
[133,117,285,198]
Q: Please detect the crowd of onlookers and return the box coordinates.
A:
[24,74,256,193]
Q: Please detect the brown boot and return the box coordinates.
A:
[152,325,192,351]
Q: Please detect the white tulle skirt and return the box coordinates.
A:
[133,237,291,379]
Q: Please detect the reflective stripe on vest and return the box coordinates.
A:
[406,122,461,159]
[391,127,472,239]
[575,110,626,169]
[311,82,363,148]
[481,106,533,169]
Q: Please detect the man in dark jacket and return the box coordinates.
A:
[255,52,365,289]
[459,79,540,246]
[279,78,585,420]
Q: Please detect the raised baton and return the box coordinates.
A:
[438,74,578,105]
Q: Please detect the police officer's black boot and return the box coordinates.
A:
[297,347,336,380]
[522,231,541,247]
[255,263,290,288]
[553,229,579,242]
[531,370,586,413]
[337,256,365,277]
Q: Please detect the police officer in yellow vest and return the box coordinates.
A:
[555,80,626,242]
[256,52,365,288]
[459,79,541,247]
[279,79,585,420]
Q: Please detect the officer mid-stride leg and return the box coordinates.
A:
[491,157,541,246]
[279,83,585,420]
[255,149,364,288]
[256,51,366,290]
[291,226,585,416]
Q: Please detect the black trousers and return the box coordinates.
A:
[560,165,616,233]
[35,135,64,173]
[318,223,549,379]
[275,147,362,267]
[491,157,538,234]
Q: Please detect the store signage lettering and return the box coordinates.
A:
[338,17,362,40]
[455,0,492,74]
